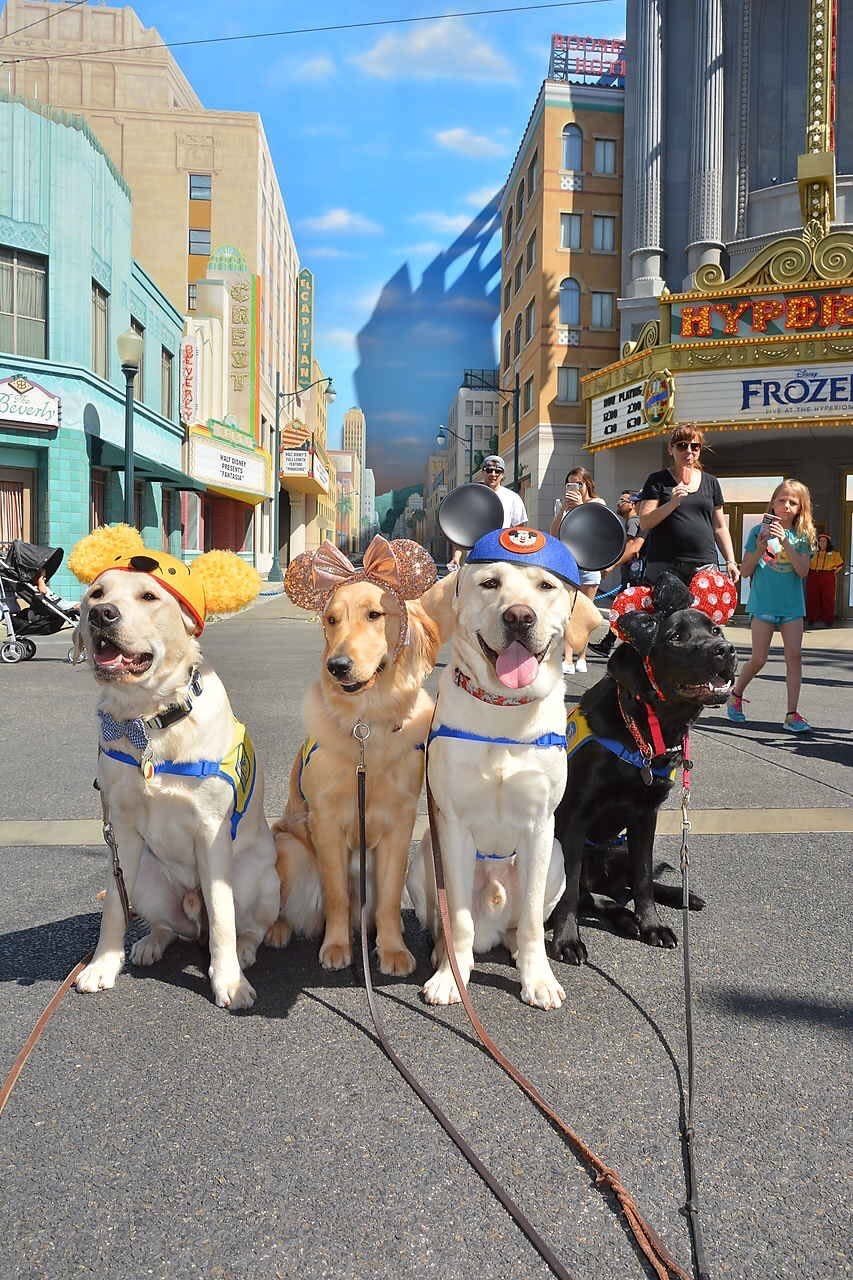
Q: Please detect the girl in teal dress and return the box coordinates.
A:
[727,479,816,733]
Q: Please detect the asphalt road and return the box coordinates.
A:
[1,600,850,1280]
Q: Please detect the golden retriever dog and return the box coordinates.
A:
[72,548,280,1011]
[410,539,605,1010]
[269,575,440,976]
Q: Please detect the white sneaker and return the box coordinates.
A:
[562,659,575,675]
[575,657,588,674]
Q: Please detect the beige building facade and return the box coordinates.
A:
[0,0,302,571]
[498,78,624,527]
[341,407,365,542]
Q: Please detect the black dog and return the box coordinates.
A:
[550,572,737,965]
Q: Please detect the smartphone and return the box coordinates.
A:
[565,481,581,497]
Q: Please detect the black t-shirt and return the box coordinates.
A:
[639,469,724,564]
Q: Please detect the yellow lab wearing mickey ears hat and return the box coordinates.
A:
[68,524,281,1011]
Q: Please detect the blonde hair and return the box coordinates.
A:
[771,479,816,549]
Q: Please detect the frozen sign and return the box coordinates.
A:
[0,374,60,429]
[589,381,644,445]
[677,363,853,424]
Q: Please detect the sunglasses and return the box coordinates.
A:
[482,466,503,474]
[675,442,701,451]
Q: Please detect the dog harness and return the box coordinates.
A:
[100,719,257,840]
[565,705,676,782]
[297,733,426,804]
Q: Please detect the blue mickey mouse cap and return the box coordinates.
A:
[467,526,580,586]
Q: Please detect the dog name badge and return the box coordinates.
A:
[140,747,155,785]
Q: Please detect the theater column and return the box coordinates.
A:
[626,0,666,299]
[685,0,725,286]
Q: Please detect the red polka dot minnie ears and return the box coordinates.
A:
[610,567,737,638]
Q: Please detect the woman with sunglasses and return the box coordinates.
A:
[636,426,739,586]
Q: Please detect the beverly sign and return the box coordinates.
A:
[0,374,61,429]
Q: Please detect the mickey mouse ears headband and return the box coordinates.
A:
[437,482,626,572]
[610,567,737,641]
[284,535,436,614]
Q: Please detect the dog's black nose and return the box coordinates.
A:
[88,602,121,629]
[503,604,536,631]
[713,641,736,661]
[327,655,353,680]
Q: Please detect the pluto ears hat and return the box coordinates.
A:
[68,524,261,636]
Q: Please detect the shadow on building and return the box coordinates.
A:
[354,195,501,492]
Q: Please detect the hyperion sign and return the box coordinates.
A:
[297,269,313,390]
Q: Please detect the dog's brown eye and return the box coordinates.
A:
[538,580,556,591]
[481,578,499,590]
[710,625,721,636]
[368,610,384,621]
[326,615,337,627]
[90,588,104,600]
[140,591,157,603]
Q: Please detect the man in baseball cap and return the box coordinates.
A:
[447,454,528,569]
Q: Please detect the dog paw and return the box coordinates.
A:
[377,944,416,977]
[520,969,566,1011]
[264,920,292,948]
[130,929,172,967]
[422,968,463,1005]
[210,968,256,1010]
[236,935,260,970]
[549,934,588,966]
[319,940,352,971]
[640,924,678,949]
[76,953,123,992]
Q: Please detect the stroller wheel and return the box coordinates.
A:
[1,639,27,664]
[21,638,37,660]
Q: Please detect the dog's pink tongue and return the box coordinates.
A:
[495,641,539,689]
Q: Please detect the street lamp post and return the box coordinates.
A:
[268,373,336,583]
[435,422,474,483]
[464,369,521,493]
[116,327,144,526]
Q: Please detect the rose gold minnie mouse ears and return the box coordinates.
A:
[284,535,436,613]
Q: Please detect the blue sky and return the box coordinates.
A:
[139,0,624,470]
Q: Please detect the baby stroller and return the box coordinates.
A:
[0,540,80,664]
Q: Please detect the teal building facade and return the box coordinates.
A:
[0,94,198,600]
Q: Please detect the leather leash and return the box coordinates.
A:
[422,715,693,1280]
[677,741,710,1280]
[0,790,131,1117]
[351,722,578,1280]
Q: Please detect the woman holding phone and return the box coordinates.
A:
[550,467,604,674]
[636,426,739,586]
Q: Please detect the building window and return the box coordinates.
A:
[557,367,579,403]
[91,281,109,378]
[513,259,523,294]
[560,213,582,250]
[474,399,483,416]
[187,282,198,310]
[501,402,509,433]
[562,123,582,171]
[189,228,211,255]
[503,280,511,311]
[524,297,535,344]
[0,247,47,358]
[161,346,174,418]
[504,209,513,247]
[130,317,145,402]
[593,214,616,252]
[515,178,525,225]
[523,375,534,414]
[465,399,473,414]
[525,232,536,272]
[513,313,522,358]
[559,277,581,326]
[594,138,617,174]
[189,173,212,201]
[527,149,538,196]
[591,291,615,328]
[90,467,107,529]
[503,331,511,369]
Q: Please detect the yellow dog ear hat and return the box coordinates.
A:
[68,524,261,636]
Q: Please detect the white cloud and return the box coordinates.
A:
[299,208,382,235]
[411,212,471,234]
[292,55,335,82]
[433,127,508,158]
[319,328,357,348]
[463,184,503,208]
[306,247,357,260]
[353,19,515,83]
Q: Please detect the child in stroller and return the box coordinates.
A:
[0,540,79,663]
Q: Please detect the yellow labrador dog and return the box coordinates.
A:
[412,530,602,1010]
[71,540,280,1011]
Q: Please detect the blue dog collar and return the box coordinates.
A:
[467,527,580,587]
